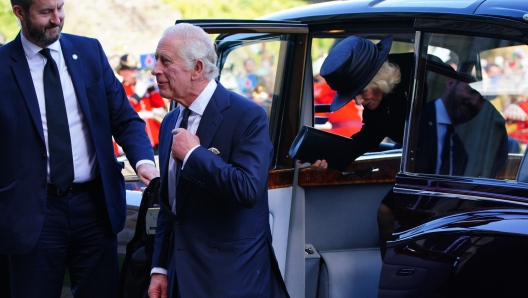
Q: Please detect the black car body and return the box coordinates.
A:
[123,1,528,297]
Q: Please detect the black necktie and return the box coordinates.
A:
[179,108,191,129]
[40,48,74,192]
[440,124,454,175]
[171,108,191,213]
[439,124,468,176]
[175,108,190,166]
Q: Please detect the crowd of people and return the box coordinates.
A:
[220,51,275,113]
[481,55,528,151]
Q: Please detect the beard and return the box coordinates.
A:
[24,18,63,47]
[445,83,482,125]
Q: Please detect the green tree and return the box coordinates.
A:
[0,1,19,43]
[0,0,311,45]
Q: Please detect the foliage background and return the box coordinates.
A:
[0,0,314,53]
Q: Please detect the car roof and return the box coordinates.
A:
[260,0,528,26]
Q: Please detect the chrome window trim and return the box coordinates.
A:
[393,187,528,207]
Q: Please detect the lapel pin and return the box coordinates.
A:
[208,147,220,155]
[72,54,78,60]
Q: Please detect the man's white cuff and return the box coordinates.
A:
[182,145,200,169]
[136,159,156,170]
[151,267,167,276]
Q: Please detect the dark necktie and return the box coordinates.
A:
[440,124,454,175]
[40,48,74,192]
[439,124,467,176]
[179,108,191,129]
[176,108,191,166]
[171,108,191,213]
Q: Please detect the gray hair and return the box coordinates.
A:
[363,61,401,95]
[162,23,219,80]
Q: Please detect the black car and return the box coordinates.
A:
[123,1,528,297]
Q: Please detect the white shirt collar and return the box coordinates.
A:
[20,33,62,59]
[182,80,217,116]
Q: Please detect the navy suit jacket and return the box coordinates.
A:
[152,83,288,297]
[0,33,154,255]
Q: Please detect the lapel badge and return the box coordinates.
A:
[72,54,78,60]
[208,147,220,155]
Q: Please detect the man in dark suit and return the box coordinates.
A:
[147,23,289,297]
[0,0,159,297]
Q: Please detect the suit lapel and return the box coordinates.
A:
[195,82,228,147]
[59,35,93,130]
[10,34,45,143]
[175,84,228,214]
[159,109,179,209]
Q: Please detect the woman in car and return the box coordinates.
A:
[308,35,414,259]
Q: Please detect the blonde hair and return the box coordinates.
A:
[363,61,401,95]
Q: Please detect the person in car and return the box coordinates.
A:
[305,35,413,259]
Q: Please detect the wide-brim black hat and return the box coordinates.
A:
[320,35,393,111]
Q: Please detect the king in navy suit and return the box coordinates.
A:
[147,23,289,298]
[0,0,159,296]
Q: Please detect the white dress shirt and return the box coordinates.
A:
[434,98,452,174]
[21,34,97,183]
[21,34,154,183]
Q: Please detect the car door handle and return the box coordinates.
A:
[396,268,416,276]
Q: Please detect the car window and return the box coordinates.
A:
[217,39,284,120]
[210,31,307,169]
[411,33,527,180]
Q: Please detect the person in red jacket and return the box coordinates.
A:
[117,54,167,153]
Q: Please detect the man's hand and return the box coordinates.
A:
[171,128,200,161]
[137,163,159,186]
[297,159,328,171]
[148,274,168,298]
